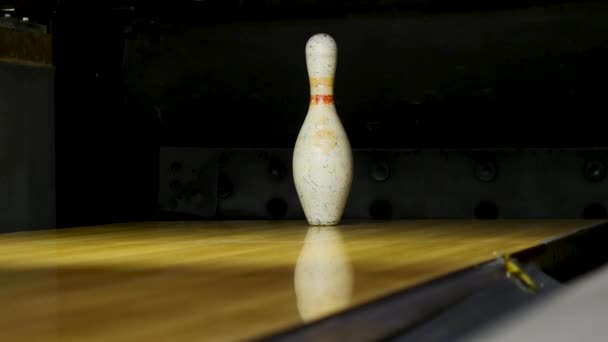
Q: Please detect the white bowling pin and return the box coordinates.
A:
[293,33,353,226]
[294,227,354,322]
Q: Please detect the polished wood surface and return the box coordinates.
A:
[0,220,602,341]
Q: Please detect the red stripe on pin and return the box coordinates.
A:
[310,95,334,104]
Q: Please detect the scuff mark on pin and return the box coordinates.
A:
[313,129,338,153]
[309,77,334,88]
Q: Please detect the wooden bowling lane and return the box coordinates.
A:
[0,220,602,341]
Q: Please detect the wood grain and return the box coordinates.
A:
[0,220,601,341]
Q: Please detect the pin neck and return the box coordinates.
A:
[309,76,335,104]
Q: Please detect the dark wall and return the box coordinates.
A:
[0,62,55,232]
[123,1,608,148]
[53,3,159,227]
[51,0,608,226]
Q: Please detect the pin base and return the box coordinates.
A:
[306,219,341,226]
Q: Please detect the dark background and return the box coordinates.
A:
[4,0,608,227]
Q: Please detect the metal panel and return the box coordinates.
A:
[158,147,219,217]
[159,147,608,219]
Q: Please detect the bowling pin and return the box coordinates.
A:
[294,227,353,321]
[293,33,353,226]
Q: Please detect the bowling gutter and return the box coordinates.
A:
[261,220,608,342]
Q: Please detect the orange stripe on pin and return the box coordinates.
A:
[310,95,334,104]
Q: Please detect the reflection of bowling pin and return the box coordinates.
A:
[293,33,353,226]
[294,227,354,322]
